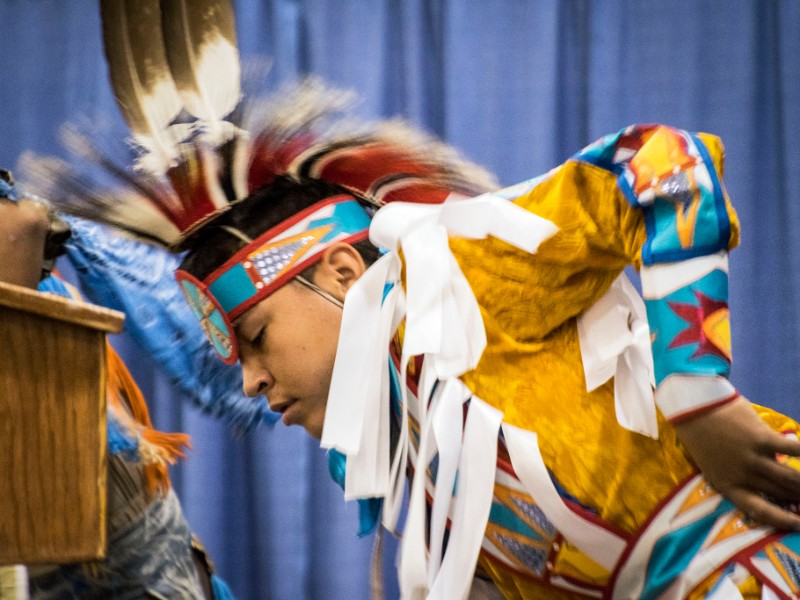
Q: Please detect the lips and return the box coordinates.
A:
[270,398,298,424]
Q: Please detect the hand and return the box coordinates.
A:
[0,198,51,288]
[673,396,800,530]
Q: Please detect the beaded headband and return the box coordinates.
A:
[175,195,370,363]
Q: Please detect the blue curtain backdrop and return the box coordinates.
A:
[1,1,798,598]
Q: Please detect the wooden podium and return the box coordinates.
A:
[0,281,124,565]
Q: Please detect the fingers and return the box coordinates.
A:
[768,433,800,458]
[727,488,800,531]
[750,474,800,505]
[751,459,800,501]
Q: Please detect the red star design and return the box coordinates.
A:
[667,291,729,361]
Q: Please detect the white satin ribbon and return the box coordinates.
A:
[322,193,558,501]
[398,379,451,600]
[321,191,559,598]
[640,251,728,300]
[576,273,658,438]
[426,379,465,583]
[705,576,744,600]
[321,252,404,498]
[399,387,502,600]
[372,194,558,380]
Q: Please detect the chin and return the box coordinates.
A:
[304,417,324,440]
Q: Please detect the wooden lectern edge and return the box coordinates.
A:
[0,280,125,333]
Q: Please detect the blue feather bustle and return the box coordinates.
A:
[63,215,277,432]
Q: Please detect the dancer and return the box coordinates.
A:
[22,1,800,597]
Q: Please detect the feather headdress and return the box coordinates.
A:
[20,0,498,363]
[21,82,497,249]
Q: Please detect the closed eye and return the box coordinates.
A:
[249,328,265,347]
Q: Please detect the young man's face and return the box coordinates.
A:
[234,280,342,438]
[232,243,365,439]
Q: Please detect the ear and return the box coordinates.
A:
[313,242,367,300]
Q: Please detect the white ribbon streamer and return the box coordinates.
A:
[439,194,557,253]
[427,396,502,600]
[398,408,435,599]
[322,189,560,592]
[427,380,467,585]
[321,252,403,498]
[401,222,451,358]
[323,192,558,499]
[400,389,502,600]
[576,273,658,438]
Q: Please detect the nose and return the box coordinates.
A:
[241,359,274,398]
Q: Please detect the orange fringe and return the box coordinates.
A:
[106,342,191,497]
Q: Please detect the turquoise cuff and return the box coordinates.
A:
[645,268,731,385]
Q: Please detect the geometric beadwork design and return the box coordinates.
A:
[484,484,558,578]
[249,236,313,286]
[510,495,558,540]
[177,274,236,363]
[767,543,800,593]
[493,530,548,576]
[175,196,371,363]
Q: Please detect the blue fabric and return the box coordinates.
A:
[2,2,799,599]
[36,273,71,297]
[211,574,237,600]
[327,449,383,538]
[106,417,140,460]
[640,499,736,600]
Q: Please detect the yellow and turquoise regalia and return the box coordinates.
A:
[434,125,800,599]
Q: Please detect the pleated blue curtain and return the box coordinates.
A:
[1,2,798,599]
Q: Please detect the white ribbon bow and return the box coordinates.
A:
[576,273,658,438]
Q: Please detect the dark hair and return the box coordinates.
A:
[179,174,380,280]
